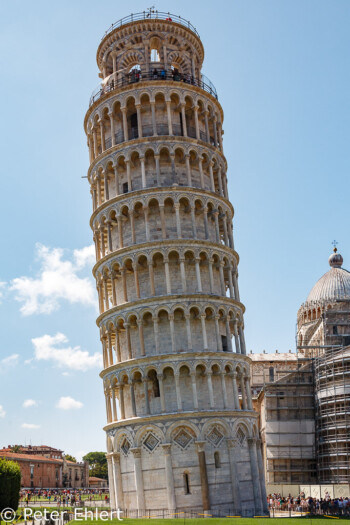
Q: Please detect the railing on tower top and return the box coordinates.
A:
[102,11,200,40]
[89,67,218,106]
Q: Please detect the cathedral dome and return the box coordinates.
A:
[306,249,350,303]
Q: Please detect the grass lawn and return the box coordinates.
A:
[68,519,350,525]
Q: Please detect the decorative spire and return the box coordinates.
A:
[329,241,343,268]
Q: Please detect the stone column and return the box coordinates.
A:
[140,156,146,188]
[174,203,182,238]
[185,154,192,186]
[179,257,187,293]
[133,263,140,299]
[217,166,224,196]
[219,262,226,295]
[100,228,106,257]
[228,266,234,298]
[153,316,160,354]
[214,315,222,351]
[112,388,118,421]
[190,204,197,237]
[148,261,155,295]
[115,330,121,362]
[166,100,173,134]
[203,207,209,239]
[107,332,113,366]
[213,211,220,243]
[119,385,125,420]
[169,314,176,352]
[233,271,240,302]
[155,154,160,185]
[159,204,167,239]
[222,215,229,245]
[180,103,187,137]
[206,372,215,408]
[161,444,176,510]
[107,455,116,510]
[92,127,98,158]
[109,112,116,147]
[191,372,199,409]
[245,375,253,410]
[112,453,124,510]
[185,314,193,350]
[209,161,215,192]
[164,257,172,293]
[107,222,113,253]
[198,158,205,188]
[126,159,132,191]
[227,439,242,513]
[208,259,215,293]
[103,279,109,311]
[248,438,263,515]
[158,374,166,411]
[143,378,150,415]
[136,104,142,138]
[200,314,208,350]
[131,448,145,513]
[174,373,182,411]
[138,319,145,356]
[125,323,132,359]
[256,439,268,513]
[151,102,157,136]
[204,111,209,143]
[194,105,200,139]
[99,120,105,152]
[196,442,210,511]
[130,382,137,416]
[232,372,240,410]
[195,258,202,292]
[240,374,247,410]
[221,372,228,408]
[104,171,110,201]
[117,215,124,248]
[113,164,119,196]
[225,317,233,352]
[111,271,117,306]
[121,107,128,141]
[239,325,247,355]
[233,321,241,353]
[121,268,128,302]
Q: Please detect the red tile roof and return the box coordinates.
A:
[0,451,63,464]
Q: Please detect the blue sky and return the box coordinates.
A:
[0,0,349,459]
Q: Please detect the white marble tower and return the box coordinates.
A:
[84,10,267,516]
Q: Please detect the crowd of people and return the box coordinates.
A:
[20,489,109,506]
[268,492,350,515]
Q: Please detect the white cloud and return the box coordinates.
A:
[10,243,96,315]
[0,282,6,302]
[31,333,102,371]
[56,396,83,410]
[22,423,40,429]
[0,405,6,418]
[23,399,37,408]
[0,354,19,374]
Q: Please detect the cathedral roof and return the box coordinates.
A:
[306,249,350,304]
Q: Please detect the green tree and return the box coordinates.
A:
[0,458,21,516]
[83,451,108,480]
[64,454,77,463]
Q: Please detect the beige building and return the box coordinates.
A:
[85,10,267,517]
[252,248,350,488]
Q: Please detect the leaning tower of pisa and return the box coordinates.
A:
[84,11,267,516]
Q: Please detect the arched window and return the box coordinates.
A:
[269,366,274,382]
[183,472,190,494]
[214,451,221,468]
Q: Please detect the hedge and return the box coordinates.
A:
[0,458,21,514]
